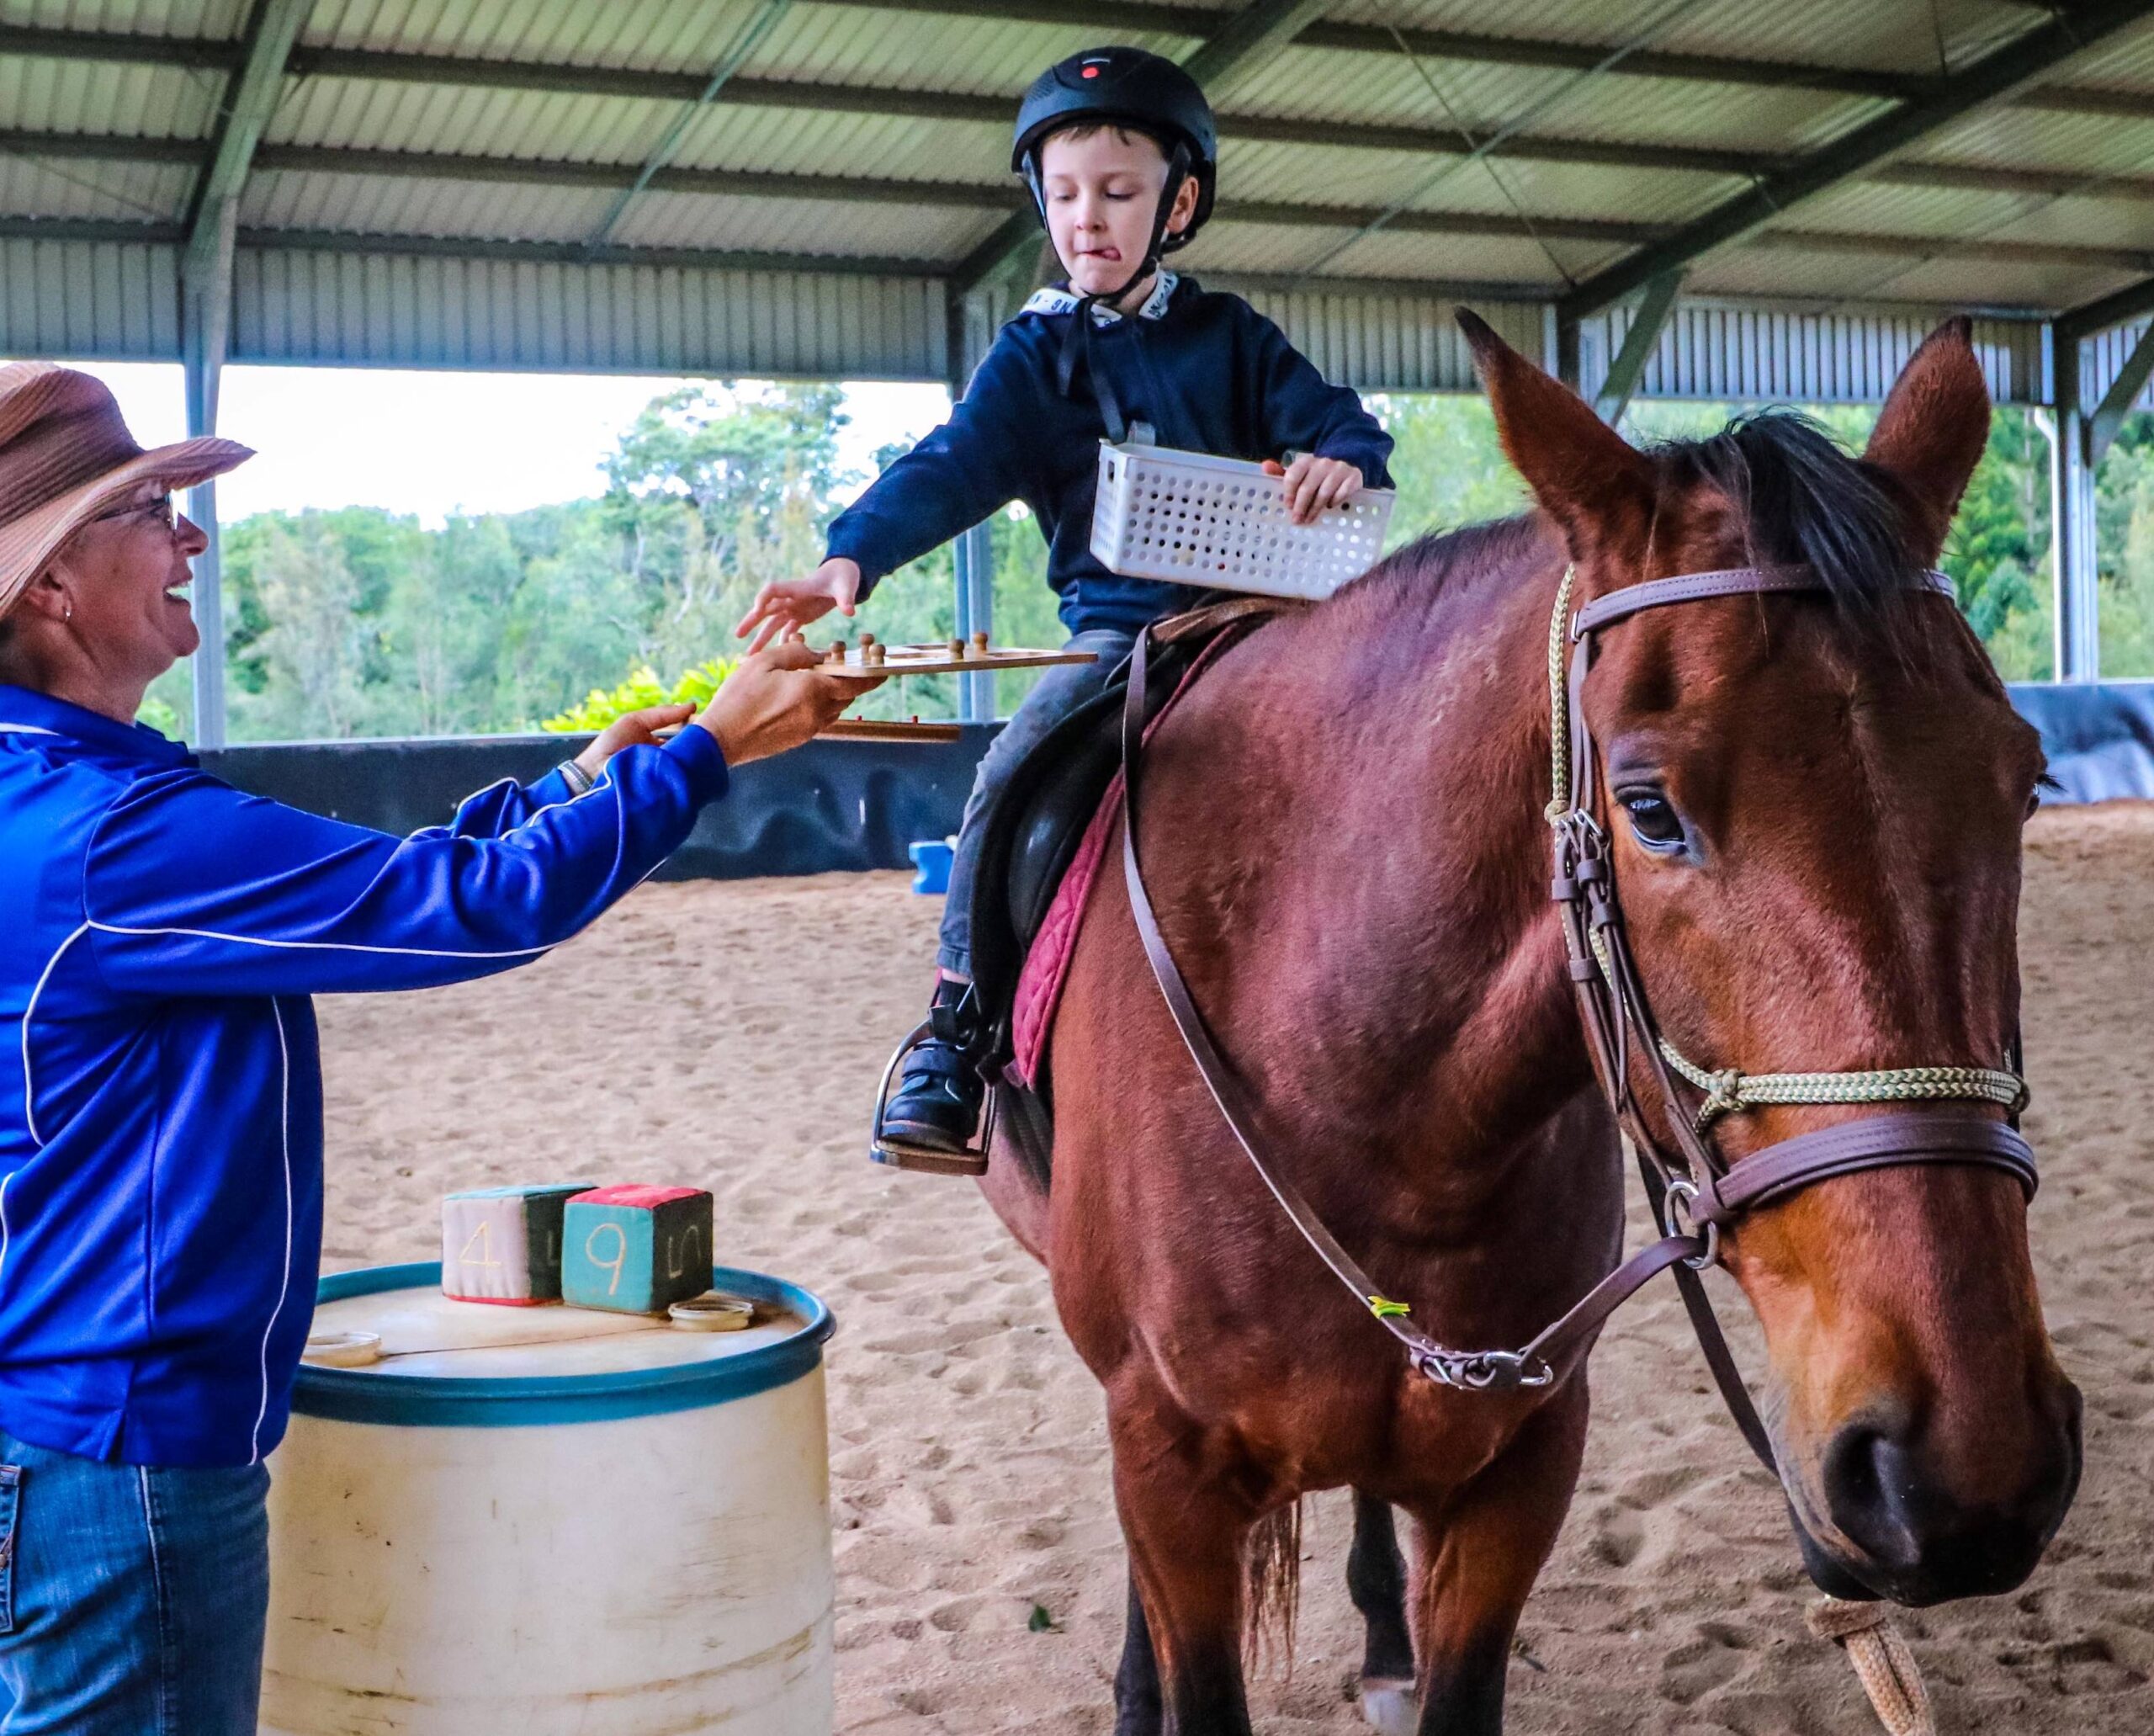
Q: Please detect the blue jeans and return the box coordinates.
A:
[0,1432,269,1734]
[939,627,1137,977]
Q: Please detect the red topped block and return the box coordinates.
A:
[570,1185,703,1210]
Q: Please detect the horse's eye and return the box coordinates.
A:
[1620,791,1686,852]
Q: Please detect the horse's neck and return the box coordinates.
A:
[1211,539,1594,1165]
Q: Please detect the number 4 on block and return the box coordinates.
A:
[441,1183,595,1305]
[561,1187,715,1315]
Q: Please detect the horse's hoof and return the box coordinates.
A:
[1360,1678,1419,1735]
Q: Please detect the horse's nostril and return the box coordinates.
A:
[1822,1422,1922,1574]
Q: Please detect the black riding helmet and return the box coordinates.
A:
[1011,47,1218,263]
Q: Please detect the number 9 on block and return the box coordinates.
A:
[560,1186,715,1314]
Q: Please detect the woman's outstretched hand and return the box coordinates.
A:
[735,558,862,652]
[1265,455,1366,525]
[573,703,698,782]
[695,638,882,766]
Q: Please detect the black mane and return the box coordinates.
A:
[1648,409,1923,610]
[1343,409,1926,628]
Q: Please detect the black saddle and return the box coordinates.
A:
[963,598,1295,1116]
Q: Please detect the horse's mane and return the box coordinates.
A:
[1339,410,1933,643]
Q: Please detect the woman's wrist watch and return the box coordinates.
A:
[558,757,596,796]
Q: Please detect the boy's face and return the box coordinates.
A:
[1037,126,1200,300]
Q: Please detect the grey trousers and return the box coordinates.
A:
[937,627,1137,977]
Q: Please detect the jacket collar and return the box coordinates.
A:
[1022,270,1181,326]
[0,684,194,768]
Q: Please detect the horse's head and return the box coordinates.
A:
[1461,312,2080,1606]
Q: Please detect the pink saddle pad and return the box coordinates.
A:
[1005,630,1244,1091]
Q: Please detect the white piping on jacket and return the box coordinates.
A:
[250,1002,294,1467]
[21,922,89,1149]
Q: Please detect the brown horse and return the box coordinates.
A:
[979,315,2081,1734]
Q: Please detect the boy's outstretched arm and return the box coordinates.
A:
[736,346,1036,647]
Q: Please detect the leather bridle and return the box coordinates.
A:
[1120,561,2038,1471]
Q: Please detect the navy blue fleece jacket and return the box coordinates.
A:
[825,275,1394,638]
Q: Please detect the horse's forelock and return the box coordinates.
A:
[1653,412,1931,629]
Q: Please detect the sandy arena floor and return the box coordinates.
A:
[312,802,2154,1734]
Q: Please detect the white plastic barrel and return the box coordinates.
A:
[261,1261,836,1735]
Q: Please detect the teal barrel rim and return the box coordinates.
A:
[292,1262,836,1429]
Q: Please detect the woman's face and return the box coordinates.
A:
[52,486,210,682]
[1037,126,1199,300]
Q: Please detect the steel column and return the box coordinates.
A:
[182,199,236,747]
[953,521,996,721]
[2051,327,2101,682]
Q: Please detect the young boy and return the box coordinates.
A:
[735,46,1393,1160]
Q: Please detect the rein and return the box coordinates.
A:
[1120,561,2038,1467]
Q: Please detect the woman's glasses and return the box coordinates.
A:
[91,491,177,532]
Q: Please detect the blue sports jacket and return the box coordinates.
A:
[825,274,1395,639]
[0,686,729,1467]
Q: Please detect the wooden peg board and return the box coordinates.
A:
[816,632,1098,678]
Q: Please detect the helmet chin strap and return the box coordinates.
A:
[1053,142,1191,445]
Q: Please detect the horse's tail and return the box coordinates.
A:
[1243,1499,1303,1677]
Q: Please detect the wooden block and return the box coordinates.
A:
[560,1186,714,1314]
[441,1184,594,1305]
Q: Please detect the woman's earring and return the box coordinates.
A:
[63,601,73,621]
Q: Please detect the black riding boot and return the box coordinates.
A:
[879,979,988,1156]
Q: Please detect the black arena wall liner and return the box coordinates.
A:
[196,687,2154,882]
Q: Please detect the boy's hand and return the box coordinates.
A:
[1266,455,1366,525]
[695,639,883,766]
[573,702,697,783]
[735,558,862,652]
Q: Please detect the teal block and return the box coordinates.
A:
[560,1187,714,1314]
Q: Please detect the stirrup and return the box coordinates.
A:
[868,1021,995,1176]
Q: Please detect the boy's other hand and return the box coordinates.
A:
[735,558,862,651]
[695,639,883,766]
[573,702,697,782]
[1266,455,1365,526]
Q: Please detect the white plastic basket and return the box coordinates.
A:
[1090,440,1396,600]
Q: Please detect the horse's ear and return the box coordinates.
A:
[1456,310,1653,571]
[1864,316,1991,564]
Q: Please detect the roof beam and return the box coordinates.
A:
[1751,227,2154,273]
[2089,317,2154,459]
[183,0,310,270]
[1593,270,1681,422]
[1557,0,2154,321]
[2057,273,2154,340]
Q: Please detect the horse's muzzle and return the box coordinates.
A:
[1797,1380,2084,1606]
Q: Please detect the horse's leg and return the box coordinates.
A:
[1348,1490,1419,1735]
[1111,1419,1257,1736]
[1112,1569,1165,1736]
[1406,1387,1589,1736]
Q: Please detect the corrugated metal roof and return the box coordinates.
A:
[0,0,247,37]
[3,0,2151,383]
[0,52,220,138]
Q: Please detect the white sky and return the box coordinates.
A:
[45,363,953,527]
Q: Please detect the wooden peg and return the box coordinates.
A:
[867,642,887,666]
[948,638,965,657]
[969,630,989,654]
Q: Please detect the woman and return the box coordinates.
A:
[0,362,867,1732]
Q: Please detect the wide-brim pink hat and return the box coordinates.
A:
[0,361,252,620]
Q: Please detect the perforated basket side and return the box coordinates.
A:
[1092,443,1393,601]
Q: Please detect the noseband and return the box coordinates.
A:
[1120,561,2037,1468]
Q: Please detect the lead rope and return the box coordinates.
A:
[1809,1598,1935,1736]
[1547,564,1944,1736]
